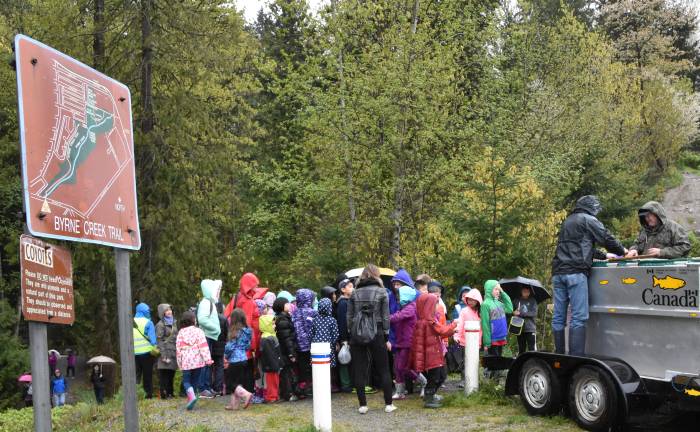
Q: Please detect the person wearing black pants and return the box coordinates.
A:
[159,369,175,398]
[134,354,154,398]
[487,345,503,356]
[424,365,446,401]
[517,332,536,354]
[91,365,106,404]
[350,332,393,408]
[347,264,397,414]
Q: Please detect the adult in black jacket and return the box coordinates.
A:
[347,264,395,414]
[212,303,228,395]
[551,195,626,356]
[273,298,299,401]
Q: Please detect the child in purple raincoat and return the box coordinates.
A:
[390,285,418,399]
[292,288,318,396]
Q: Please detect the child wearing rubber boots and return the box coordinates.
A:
[411,292,456,408]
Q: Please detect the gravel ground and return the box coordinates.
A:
[138,378,583,432]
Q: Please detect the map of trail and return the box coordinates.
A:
[28,60,132,220]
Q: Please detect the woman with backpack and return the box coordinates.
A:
[346,264,397,414]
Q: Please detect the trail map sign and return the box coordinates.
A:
[15,35,141,249]
[20,235,74,325]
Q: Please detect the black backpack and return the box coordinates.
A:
[351,289,378,345]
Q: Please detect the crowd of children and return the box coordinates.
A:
[129,266,538,412]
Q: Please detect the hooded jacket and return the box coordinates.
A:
[389,286,417,349]
[176,325,212,371]
[452,286,472,320]
[224,327,252,364]
[454,289,483,347]
[292,289,318,352]
[225,273,261,358]
[552,195,626,276]
[387,269,413,346]
[311,298,339,367]
[629,201,690,259]
[260,315,282,372]
[411,294,456,372]
[197,279,221,340]
[155,303,177,370]
[274,303,298,364]
[347,277,390,342]
[133,303,157,355]
[51,374,67,394]
[480,280,513,347]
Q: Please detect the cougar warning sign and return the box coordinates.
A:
[20,235,74,325]
[15,34,141,250]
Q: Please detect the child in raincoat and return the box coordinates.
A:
[259,314,282,402]
[390,285,417,400]
[292,289,318,396]
[176,311,213,411]
[411,293,456,409]
[311,298,339,390]
[480,280,513,357]
[224,309,254,410]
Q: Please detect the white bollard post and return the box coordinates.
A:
[311,342,332,432]
[464,320,481,395]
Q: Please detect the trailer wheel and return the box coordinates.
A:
[569,366,618,432]
[518,358,561,415]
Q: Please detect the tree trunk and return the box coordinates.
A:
[138,0,154,297]
[93,0,105,70]
[141,0,154,135]
[411,0,420,34]
[331,0,357,228]
[389,0,420,266]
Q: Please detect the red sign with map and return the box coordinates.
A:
[15,35,141,250]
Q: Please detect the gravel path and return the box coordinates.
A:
[137,378,583,432]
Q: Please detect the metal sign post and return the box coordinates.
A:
[28,322,50,432]
[116,249,138,431]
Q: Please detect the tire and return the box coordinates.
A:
[518,358,562,415]
[568,365,619,432]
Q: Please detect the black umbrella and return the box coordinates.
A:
[499,276,551,304]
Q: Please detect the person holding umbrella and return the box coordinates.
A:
[513,286,538,354]
[87,355,117,404]
[18,373,32,407]
[90,364,106,404]
[499,277,551,355]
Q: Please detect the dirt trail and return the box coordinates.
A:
[662,172,700,234]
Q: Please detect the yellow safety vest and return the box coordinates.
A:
[133,317,152,355]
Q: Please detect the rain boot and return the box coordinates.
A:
[553,330,566,354]
[392,383,406,400]
[225,391,240,410]
[185,387,198,411]
[405,378,414,395]
[569,327,586,356]
[423,391,442,409]
[235,385,253,409]
[417,373,427,387]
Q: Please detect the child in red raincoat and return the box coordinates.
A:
[411,293,456,409]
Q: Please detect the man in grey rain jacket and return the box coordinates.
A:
[625,201,690,259]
